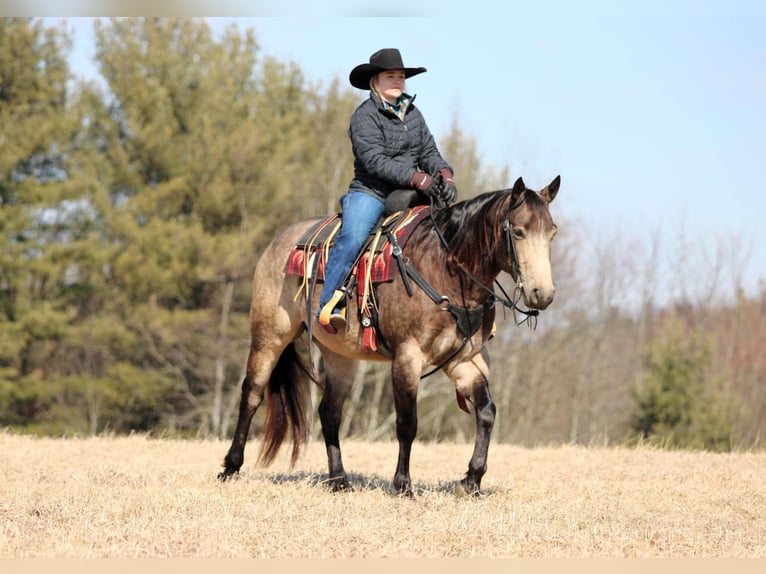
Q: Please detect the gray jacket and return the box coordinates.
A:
[348,92,451,201]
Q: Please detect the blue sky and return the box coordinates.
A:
[31,2,766,299]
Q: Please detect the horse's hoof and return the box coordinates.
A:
[217,469,238,482]
[328,477,350,492]
[393,480,414,498]
[455,480,480,498]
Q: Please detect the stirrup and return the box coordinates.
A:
[318,290,346,327]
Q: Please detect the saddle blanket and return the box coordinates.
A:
[283,205,431,286]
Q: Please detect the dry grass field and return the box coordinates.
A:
[1,430,764,558]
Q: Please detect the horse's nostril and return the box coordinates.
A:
[529,286,554,307]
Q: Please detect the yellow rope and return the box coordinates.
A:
[360,226,383,316]
[292,216,341,302]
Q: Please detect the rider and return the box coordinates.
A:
[317,48,458,333]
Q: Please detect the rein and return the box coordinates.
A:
[376,190,544,379]
[429,193,540,328]
[403,191,542,379]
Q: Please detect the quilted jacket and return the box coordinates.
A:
[348,92,452,201]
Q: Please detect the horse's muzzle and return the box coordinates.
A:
[525,285,555,310]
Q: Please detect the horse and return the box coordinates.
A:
[218,175,560,496]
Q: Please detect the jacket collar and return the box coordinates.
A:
[372,91,415,120]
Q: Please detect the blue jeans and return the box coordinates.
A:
[318,190,385,312]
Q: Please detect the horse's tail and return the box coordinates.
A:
[257,342,311,468]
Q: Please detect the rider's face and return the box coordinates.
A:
[374,70,405,103]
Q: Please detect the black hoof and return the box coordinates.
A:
[456,479,481,498]
[393,476,413,497]
[328,476,350,492]
[217,469,238,482]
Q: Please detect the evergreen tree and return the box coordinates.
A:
[0,18,183,435]
[632,315,734,451]
[90,18,357,436]
[0,18,87,432]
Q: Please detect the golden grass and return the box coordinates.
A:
[1,431,764,557]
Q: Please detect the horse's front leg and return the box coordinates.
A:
[391,348,421,496]
[461,378,495,495]
[448,349,496,495]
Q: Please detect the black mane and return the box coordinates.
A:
[429,187,549,270]
[431,189,512,269]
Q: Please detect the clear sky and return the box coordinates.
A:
[25,1,766,298]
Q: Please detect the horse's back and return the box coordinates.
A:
[249,217,326,340]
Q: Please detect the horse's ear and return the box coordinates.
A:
[511,177,526,204]
[541,175,560,204]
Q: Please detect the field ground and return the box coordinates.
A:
[1,431,764,558]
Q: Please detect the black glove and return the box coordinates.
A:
[436,168,458,204]
[410,171,440,197]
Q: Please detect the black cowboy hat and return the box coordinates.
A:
[349,48,427,90]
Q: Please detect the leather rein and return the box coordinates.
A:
[429,191,540,328]
[387,191,539,379]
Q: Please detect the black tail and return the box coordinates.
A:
[257,342,310,468]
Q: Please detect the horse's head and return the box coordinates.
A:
[501,175,560,310]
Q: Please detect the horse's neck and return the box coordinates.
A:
[455,209,504,274]
[452,250,502,306]
[428,210,503,307]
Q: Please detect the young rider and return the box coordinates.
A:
[317,48,458,332]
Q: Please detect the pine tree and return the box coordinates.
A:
[0,18,90,431]
[90,18,358,435]
[632,315,734,451]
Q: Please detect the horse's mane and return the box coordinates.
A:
[423,188,548,271]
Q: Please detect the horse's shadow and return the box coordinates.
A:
[227,470,497,498]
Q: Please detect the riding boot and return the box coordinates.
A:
[318,289,347,334]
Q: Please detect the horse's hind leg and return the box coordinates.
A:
[448,349,496,495]
[218,343,281,480]
[316,349,359,491]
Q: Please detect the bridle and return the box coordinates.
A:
[430,191,540,328]
[385,190,540,380]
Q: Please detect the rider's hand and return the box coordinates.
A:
[436,168,458,204]
[410,171,440,197]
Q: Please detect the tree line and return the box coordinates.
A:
[1,18,763,450]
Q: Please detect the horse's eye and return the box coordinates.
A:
[513,228,526,240]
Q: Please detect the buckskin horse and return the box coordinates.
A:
[218,175,560,496]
